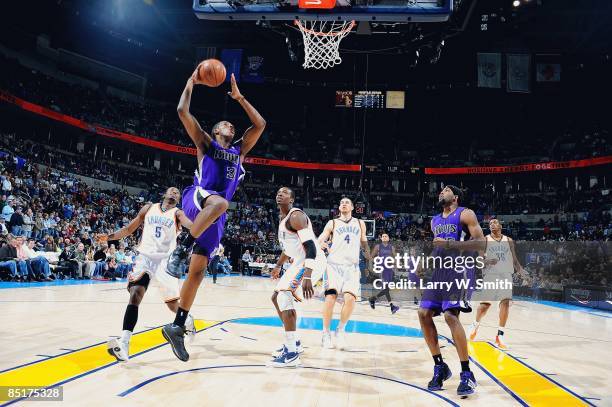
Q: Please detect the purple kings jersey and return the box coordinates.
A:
[431,206,467,242]
[194,140,243,201]
[378,243,394,269]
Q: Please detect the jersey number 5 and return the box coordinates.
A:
[155,226,162,238]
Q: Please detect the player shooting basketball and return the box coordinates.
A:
[162,66,266,362]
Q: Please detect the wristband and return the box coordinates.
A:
[304,258,316,269]
[303,277,311,280]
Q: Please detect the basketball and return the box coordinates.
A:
[197,59,227,87]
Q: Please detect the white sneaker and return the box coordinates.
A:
[107,338,129,362]
[322,332,334,349]
[469,323,479,341]
[267,348,302,368]
[185,314,196,343]
[271,340,304,357]
[335,330,348,351]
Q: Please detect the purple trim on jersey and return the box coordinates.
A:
[194,140,243,202]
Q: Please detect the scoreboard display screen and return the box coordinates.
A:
[335,90,353,107]
[354,90,385,108]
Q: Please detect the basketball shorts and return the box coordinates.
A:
[476,270,513,302]
[323,263,361,298]
[275,256,327,301]
[181,185,227,258]
[127,254,180,303]
[420,268,475,316]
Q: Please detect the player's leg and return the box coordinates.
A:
[156,259,196,343]
[107,273,149,362]
[321,264,339,349]
[268,290,302,367]
[418,305,453,391]
[335,266,360,350]
[162,253,208,362]
[469,302,491,341]
[495,299,511,349]
[167,189,228,275]
[444,309,477,395]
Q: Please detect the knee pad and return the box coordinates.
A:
[277,291,295,312]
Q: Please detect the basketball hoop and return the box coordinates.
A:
[294,19,355,69]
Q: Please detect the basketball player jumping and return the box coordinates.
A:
[418,185,485,396]
[99,187,196,362]
[269,186,326,367]
[368,233,400,314]
[469,218,526,349]
[162,71,265,361]
[317,197,371,350]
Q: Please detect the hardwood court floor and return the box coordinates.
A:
[0,276,610,406]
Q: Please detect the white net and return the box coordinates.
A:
[295,19,355,69]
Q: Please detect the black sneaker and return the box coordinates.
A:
[161,323,189,362]
[457,371,477,396]
[369,297,376,309]
[166,245,191,278]
[428,362,452,391]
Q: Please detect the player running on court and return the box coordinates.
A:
[317,197,370,350]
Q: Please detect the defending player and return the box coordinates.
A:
[368,233,400,314]
[100,187,196,362]
[269,187,326,367]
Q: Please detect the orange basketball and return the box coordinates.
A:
[197,59,227,87]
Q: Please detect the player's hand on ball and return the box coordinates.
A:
[271,266,281,279]
[301,278,314,300]
[227,74,243,100]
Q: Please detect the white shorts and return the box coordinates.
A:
[275,256,327,299]
[476,271,513,302]
[323,263,361,298]
[128,254,180,303]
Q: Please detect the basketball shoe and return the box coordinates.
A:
[272,340,304,357]
[321,332,334,349]
[457,371,477,396]
[427,362,452,391]
[185,314,196,343]
[162,323,189,361]
[468,322,480,341]
[107,338,129,362]
[267,348,302,368]
[495,334,509,350]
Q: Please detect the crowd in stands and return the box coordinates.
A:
[1,55,611,168]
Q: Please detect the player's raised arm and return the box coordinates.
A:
[226,74,266,158]
[317,220,334,250]
[97,203,151,243]
[177,72,213,152]
[287,210,316,299]
[359,219,371,260]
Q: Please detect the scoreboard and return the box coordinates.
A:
[335,90,404,109]
[354,91,385,108]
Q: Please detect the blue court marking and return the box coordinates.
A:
[232,316,424,338]
[239,335,257,341]
[116,364,460,406]
[34,355,53,358]
[0,279,118,290]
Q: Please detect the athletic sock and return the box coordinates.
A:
[433,354,443,365]
[337,322,346,332]
[174,307,189,327]
[461,360,470,372]
[120,330,132,344]
[497,328,504,336]
[285,331,297,353]
[122,304,138,332]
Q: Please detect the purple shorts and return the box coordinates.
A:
[182,185,227,258]
[382,269,394,283]
[419,268,474,316]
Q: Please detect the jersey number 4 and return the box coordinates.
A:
[344,235,350,244]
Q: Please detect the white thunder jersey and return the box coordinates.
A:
[278,207,322,264]
[327,217,361,265]
[485,234,513,275]
[137,203,179,259]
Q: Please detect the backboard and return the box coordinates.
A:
[193,0,452,22]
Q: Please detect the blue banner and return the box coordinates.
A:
[242,55,264,84]
[220,49,243,83]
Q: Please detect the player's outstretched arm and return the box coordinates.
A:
[287,211,316,299]
[177,73,213,153]
[226,74,266,158]
[97,204,150,243]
